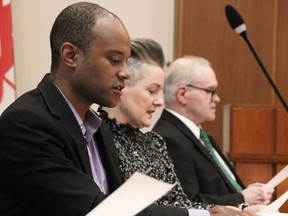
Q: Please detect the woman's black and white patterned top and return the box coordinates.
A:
[99,108,213,210]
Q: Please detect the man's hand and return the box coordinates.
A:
[242,183,274,205]
[244,204,267,212]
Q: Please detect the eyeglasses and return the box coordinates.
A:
[186,84,218,101]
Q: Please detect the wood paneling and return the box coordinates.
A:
[276,108,288,154]
[175,1,288,209]
[174,0,287,147]
[229,105,276,154]
[223,105,287,211]
[275,0,288,106]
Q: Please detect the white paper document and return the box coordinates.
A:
[266,165,288,188]
[87,172,175,216]
[257,190,288,215]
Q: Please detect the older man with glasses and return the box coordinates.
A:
[153,55,274,209]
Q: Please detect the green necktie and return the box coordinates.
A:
[200,129,243,192]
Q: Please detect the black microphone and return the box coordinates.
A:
[225,4,288,112]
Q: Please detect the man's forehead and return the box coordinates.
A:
[95,15,122,28]
[93,17,127,39]
[93,17,130,50]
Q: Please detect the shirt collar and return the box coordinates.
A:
[165,108,201,139]
[53,83,101,136]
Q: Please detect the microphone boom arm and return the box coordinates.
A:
[240,32,288,112]
[225,4,288,112]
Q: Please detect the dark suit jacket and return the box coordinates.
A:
[153,109,245,206]
[0,75,188,216]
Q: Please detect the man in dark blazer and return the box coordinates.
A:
[0,2,190,216]
[0,2,259,216]
[153,56,274,207]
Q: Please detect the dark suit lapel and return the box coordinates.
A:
[161,110,214,160]
[94,123,123,192]
[37,74,92,177]
[59,110,93,177]
[161,110,241,191]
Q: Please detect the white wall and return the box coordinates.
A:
[11,0,175,129]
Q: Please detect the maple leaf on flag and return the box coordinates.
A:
[0,0,15,105]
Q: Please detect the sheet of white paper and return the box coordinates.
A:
[266,165,288,188]
[86,172,175,216]
[257,190,288,215]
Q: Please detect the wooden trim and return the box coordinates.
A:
[228,153,288,164]
[174,0,183,58]
[272,0,278,104]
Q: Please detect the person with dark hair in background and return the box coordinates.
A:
[0,2,259,216]
[153,55,274,208]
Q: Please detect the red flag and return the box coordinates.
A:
[0,0,15,114]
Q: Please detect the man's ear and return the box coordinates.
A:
[176,86,188,105]
[60,42,79,68]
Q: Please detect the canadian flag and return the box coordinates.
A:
[0,0,15,114]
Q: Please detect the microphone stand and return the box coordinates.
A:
[239,32,288,112]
